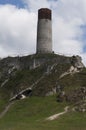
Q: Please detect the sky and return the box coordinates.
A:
[0,0,86,65]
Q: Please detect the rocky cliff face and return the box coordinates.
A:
[0,53,85,111]
[71,55,84,69]
[0,54,84,78]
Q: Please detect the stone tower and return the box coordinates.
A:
[36,8,52,54]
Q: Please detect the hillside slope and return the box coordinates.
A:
[0,96,86,130]
[0,53,86,130]
[0,53,85,111]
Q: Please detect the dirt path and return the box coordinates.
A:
[0,102,14,119]
[46,106,69,121]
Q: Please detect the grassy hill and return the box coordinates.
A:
[0,53,86,129]
[0,96,86,130]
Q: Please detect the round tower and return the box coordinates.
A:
[36,8,52,54]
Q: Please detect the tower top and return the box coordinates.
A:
[38,8,52,20]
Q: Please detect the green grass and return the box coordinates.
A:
[0,65,46,100]
[0,96,86,130]
[0,99,8,113]
[0,54,86,130]
[59,68,86,93]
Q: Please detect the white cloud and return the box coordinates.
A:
[23,0,50,11]
[53,16,83,54]
[80,53,86,66]
[0,4,37,57]
[0,0,86,65]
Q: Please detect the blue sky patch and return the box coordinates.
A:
[0,0,25,8]
[80,25,86,52]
